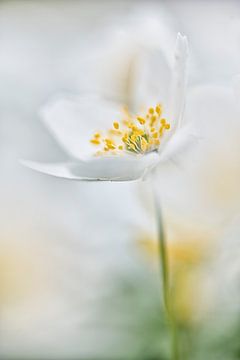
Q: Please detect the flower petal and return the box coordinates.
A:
[168,33,188,130]
[40,95,123,160]
[130,48,171,111]
[158,124,197,163]
[21,152,160,182]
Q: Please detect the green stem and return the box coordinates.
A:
[152,184,179,360]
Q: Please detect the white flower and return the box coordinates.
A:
[21,34,191,182]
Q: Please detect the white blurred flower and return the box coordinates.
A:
[156,78,240,230]
[22,34,193,182]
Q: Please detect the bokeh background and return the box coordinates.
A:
[1,1,240,359]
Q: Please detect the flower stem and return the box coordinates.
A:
[152,185,179,360]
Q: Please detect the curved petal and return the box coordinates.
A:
[130,48,171,111]
[40,95,123,160]
[168,33,188,130]
[158,124,197,163]
[20,152,160,182]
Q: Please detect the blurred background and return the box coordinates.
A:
[1,1,240,359]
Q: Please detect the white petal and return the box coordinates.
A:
[158,124,197,163]
[40,95,123,160]
[21,152,160,182]
[168,33,189,130]
[130,48,171,111]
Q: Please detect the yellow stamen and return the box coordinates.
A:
[150,115,157,127]
[137,116,146,125]
[109,129,122,136]
[156,104,162,115]
[90,139,101,145]
[140,137,148,152]
[90,102,170,155]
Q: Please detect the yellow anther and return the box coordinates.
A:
[165,123,171,130]
[161,118,166,125]
[104,138,116,150]
[127,122,135,129]
[118,145,123,150]
[150,128,155,133]
[134,128,144,136]
[148,107,154,115]
[137,116,146,125]
[154,139,160,146]
[131,134,137,142]
[150,115,157,127]
[153,132,158,139]
[90,139,101,145]
[113,122,119,130]
[122,134,128,143]
[109,129,122,136]
[156,104,162,115]
[159,126,164,136]
[108,144,116,150]
[94,132,101,138]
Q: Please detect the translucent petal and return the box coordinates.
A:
[21,152,160,182]
[40,95,123,160]
[168,33,188,130]
[130,48,171,111]
[159,124,197,163]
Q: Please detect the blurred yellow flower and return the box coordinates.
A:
[138,220,214,325]
[0,233,51,308]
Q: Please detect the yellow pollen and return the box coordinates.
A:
[113,122,119,130]
[148,107,155,115]
[94,132,101,138]
[161,118,166,125]
[90,139,101,145]
[137,116,146,125]
[109,129,122,136]
[165,123,171,130]
[153,132,158,139]
[122,134,128,143]
[156,104,162,115]
[118,145,123,150]
[150,115,157,127]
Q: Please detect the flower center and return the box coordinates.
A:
[90,104,171,155]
